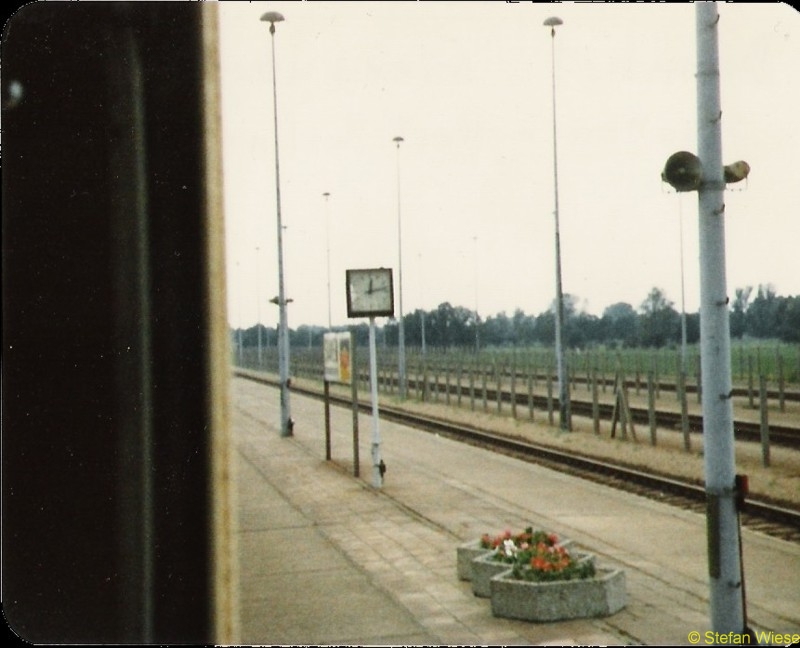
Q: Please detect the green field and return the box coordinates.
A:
[238,340,800,388]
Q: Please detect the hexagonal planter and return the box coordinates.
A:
[490,567,626,622]
[471,548,590,598]
[457,535,574,583]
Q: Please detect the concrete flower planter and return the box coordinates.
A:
[457,536,574,583]
[456,539,492,581]
[490,567,626,622]
[471,547,589,598]
[470,552,518,597]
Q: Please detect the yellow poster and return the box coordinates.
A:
[323,332,351,384]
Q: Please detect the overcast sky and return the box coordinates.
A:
[219,2,800,330]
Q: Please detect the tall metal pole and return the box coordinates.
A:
[679,195,688,373]
[255,246,263,367]
[544,16,570,431]
[236,262,243,365]
[473,235,480,354]
[323,191,332,330]
[368,316,383,488]
[262,11,292,437]
[418,252,427,355]
[393,136,407,399]
[695,2,743,633]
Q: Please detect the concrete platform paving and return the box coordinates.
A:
[232,375,800,645]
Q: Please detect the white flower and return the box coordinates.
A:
[501,539,517,557]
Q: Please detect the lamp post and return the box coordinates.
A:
[255,246,263,367]
[261,10,292,437]
[323,192,332,330]
[473,235,480,354]
[418,252,426,355]
[236,262,243,365]
[393,136,407,399]
[543,16,570,431]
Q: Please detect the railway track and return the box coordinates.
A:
[367,372,800,450]
[499,367,800,403]
[503,384,798,448]
[235,369,800,543]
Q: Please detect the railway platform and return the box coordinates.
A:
[232,374,800,645]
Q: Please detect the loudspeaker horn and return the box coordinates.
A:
[724,160,750,184]
[661,151,703,192]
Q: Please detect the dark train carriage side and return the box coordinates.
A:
[2,3,235,644]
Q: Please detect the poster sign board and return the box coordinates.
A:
[323,332,351,384]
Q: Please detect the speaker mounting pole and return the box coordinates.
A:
[695,2,745,635]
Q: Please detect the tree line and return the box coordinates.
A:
[233,284,799,350]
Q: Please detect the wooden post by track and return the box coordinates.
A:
[457,360,463,407]
[679,369,691,452]
[527,369,534,421]
[482,365,488,412]
[610,361,622,438]
[469,359,475,410]
[647,370,657,446]
[511,359,518,419]
[759,374,770,467]
[623,380,636,441]
[696,354,702,404]
[495,362,502,415]
[610,372,623,439]
[592,369,600,435]
[610,371,636,441]
[653,354,660,399]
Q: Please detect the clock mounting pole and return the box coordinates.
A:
[368,316,383,488]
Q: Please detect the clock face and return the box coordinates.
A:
[346,268,394,318]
